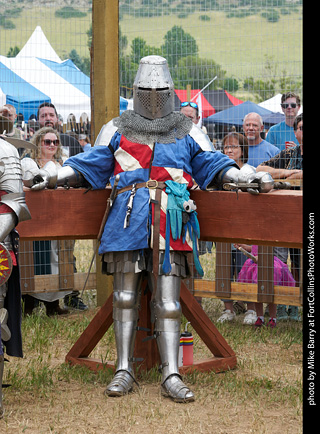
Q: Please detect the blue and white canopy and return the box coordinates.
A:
[0,26,128,123]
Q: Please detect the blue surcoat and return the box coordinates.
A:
[64,115,236,255]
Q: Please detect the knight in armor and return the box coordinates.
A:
[0,131,31,417]
[26,56,273,402]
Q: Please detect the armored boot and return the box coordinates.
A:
[0,283,11,342]
[105,272,141,397]
[153,275,195,403]
[0,354,4,418]
[0,308,11,342]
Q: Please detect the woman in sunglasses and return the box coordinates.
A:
[266,92,301,151]
[22,127,65,167]
[21,127,71,316]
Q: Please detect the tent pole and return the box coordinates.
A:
[190,76,217,102]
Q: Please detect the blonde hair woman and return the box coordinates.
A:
[22,126,65,166]
[21,127,70,316]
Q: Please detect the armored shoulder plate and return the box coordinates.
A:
[94,120,118,147]
[0,139,31,222]
[188,124,215,152]
[0,140,23,193]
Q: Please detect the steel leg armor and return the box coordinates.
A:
[151,274,194,402]
[0,354,3,418]
[105,270,194,402]
[1,138,31,417]
[105,272,142,396]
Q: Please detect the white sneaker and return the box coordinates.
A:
[243,310,257,325]
[217,309,236,323]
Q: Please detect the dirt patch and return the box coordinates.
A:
[1,308,302,433]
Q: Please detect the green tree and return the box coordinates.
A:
[130,37,161,64]
[172,56,226,90]
[7,46,20,57]
[68,49,90,76]
[161,26,198,67]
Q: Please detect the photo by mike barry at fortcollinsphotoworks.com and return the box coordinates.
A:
[304,212,317,411]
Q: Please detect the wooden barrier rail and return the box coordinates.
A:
[17,187,303,306]
[16,187,302,374]
[18,188,302,246]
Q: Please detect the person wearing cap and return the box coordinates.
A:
[78,134,91,152]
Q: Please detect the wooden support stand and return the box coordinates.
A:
[65,280,237,375]
[18,187,301,376]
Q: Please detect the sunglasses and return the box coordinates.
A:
[181,101,198,109]
[281,103,298,109]
[42,139,59,146]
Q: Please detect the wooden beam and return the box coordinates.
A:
[66,281,238,374]
[18,188,302,248]
[193,280,302,306]
[191,189,302,248]
[21,272,96,294]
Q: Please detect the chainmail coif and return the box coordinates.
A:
[113,110,193,145]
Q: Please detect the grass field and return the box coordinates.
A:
[2,297,303,433]
[0,6,302,82]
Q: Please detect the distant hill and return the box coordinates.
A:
[0,0,302,85]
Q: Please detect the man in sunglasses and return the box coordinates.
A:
[180,101,200,125]
[266,92,301,151]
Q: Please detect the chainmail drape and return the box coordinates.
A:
[113,110,193,145]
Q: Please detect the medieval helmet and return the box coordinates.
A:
[133,55,174,120]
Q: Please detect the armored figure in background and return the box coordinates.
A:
[26,56,273,402]
[0,134,31,417]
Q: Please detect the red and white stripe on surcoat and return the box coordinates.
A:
[113,136,194,252]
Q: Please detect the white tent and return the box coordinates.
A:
[0,26,130,123]
[0,26,91,122]
[17,25,62,63]
[259,93,302,114]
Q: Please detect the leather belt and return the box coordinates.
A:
[116,179,166,292]
[116,180,166,196]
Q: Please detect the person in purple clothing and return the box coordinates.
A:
[242,112,279,168]
[266,92,301,152]
[237,245,296,328]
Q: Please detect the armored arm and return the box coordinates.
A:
[210,165,274,194]
[22,160,86,191]
[0,140,31,234]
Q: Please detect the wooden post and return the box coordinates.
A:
[186,84,191,102]
[215,242,232,298]
[257,245,274,304]
[58,240,74,291]
[92,0,119,132]
[19,241,35,293]
[92,0,119,305]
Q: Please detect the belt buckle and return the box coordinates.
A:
[146,180,158,189]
